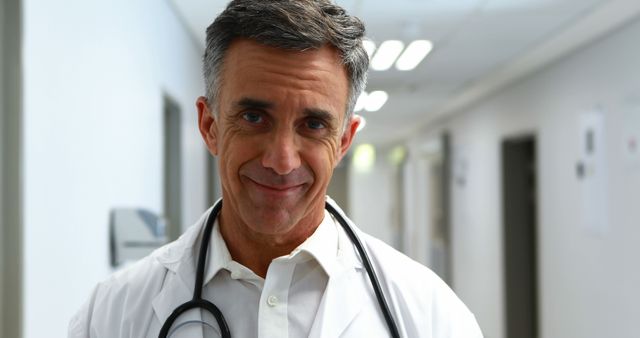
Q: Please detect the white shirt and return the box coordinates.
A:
[199,210,339,338]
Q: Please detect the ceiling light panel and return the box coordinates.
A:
[362,40,376,59]
[365,91,388,112]
[370,40,404,71]
[354,92,368,112]
[353,144,376,173]
[396,40,433,71]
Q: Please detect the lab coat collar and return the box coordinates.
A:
[324,196,363,270]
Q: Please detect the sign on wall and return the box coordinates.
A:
[578,110,609,235]
[622,107,640,170]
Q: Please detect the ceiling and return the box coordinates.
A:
[168,0,640,145]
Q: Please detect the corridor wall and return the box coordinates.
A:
[22,1,206,336]
[405,13,640,338]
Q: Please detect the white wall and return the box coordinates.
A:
[349,146,397,246]
[400,145,427,266]
[400,15,640,338]
[22,0,206,336]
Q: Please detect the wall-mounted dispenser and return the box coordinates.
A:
[109,208,168,268]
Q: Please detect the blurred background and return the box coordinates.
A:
[2,0,640,337]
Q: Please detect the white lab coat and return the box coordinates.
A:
[69,199,483,338]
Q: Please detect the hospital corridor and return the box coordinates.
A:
[1,0,639,337]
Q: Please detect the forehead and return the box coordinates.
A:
[218,39,349,114]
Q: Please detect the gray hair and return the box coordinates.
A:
[203,0,369,130]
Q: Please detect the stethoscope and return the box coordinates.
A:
[159,199,400,338]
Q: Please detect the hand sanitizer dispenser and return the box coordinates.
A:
[109,208,168,267]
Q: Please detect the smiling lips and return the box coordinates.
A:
[239,161,314,198]
[247,178,305,194]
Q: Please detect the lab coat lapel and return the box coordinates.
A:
[151,211,207,332]
[308,266,365,338]
[151,258,198,326]
[308,214,366,338]
[151,281,207,337]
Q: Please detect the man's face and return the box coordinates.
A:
[197,39,359,238]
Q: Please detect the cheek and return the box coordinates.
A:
[217,132,259,175]
[305,140,341,180]
[323,137,342,165]
[219,124,261,155]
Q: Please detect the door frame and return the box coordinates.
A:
[1,0,23,336]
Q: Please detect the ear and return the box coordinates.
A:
[337,115,361,163]
[196,96,219,156]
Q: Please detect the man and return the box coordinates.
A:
[69,0,483,337]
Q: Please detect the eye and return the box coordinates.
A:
[305,118,326,130]
[242,111,264,124]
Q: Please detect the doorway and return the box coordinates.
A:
[502,135,538,338]
[163,96,183,241]
[1,0,23,336]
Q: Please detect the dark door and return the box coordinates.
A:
[502,136,538,338]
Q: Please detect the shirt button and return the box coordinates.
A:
[267,295,278,307]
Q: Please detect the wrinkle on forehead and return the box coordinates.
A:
[226,38,345,71]
[223,39,348,89]
[220,39,349,109]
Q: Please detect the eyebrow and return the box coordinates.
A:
[234,97,338,125]
[303,108,337,125]
[235,97,274,110]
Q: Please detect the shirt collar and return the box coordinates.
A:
[283,209,338,276]
[203,217,233,285]
[203,209,339,284]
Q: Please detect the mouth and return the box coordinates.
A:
[244,177,306,196]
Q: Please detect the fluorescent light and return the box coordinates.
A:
[354,92,367,112]
[371,40,404,71]
[362,40,376,59]
[353,144,376,173]
[396,40,433,71]
[388,145,407,165]
[365,91,388,112]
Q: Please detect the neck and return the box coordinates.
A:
[218,206,324,278]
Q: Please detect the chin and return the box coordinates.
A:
[244,207,300,235]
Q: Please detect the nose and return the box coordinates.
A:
[261,128,301,175]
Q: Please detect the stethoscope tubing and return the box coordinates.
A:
[159,201,231,338]
[159,200,400,338]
